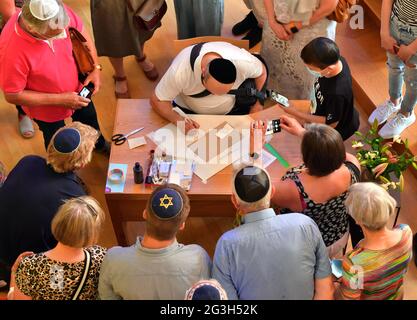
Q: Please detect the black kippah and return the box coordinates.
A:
[208,58,237,84]
[150,188,184,220]
[52,128,81,154]
[234,166,270,203]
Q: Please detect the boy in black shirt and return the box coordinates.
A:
[276,37,360,141]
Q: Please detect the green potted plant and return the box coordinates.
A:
[352,120,417,191]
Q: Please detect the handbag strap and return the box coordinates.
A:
[71,249,91,300]
[69,27,87,43]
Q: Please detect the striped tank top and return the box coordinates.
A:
[340,224,413,300]
[393,0,417,27]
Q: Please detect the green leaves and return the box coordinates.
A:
[352,124,415,192]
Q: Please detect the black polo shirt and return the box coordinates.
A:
[0,156,85,267]
[312,57,360,141]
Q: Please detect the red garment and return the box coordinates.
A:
[0,6,83,122]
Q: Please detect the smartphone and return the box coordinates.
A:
[265,119,281,136]
[331,259,343,279]
[270,91,290,108]
[78,83,94,99]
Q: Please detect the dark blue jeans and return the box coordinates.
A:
[34,101,105,150]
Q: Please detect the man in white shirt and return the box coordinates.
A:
[151,41,268,132]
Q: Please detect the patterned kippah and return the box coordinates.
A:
[150,188,184,220]
[52,128,81,154]
[209,58,237,84]
[234,166,270,203]
[185,280,228,300]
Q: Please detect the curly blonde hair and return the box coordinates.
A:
[47,122,98,173]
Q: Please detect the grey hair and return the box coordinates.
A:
[345,182,397,231]
[231,164,272,212]
[21,0,69,35]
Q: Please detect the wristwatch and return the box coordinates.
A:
[94,64,103,71]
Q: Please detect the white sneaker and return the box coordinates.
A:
[368,100,401,125]
[378,112,416,139]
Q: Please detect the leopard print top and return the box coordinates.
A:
[15,246,106,300]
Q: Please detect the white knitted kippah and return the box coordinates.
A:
[29,0,59,21]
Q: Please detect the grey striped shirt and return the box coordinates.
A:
[393,0,417,27]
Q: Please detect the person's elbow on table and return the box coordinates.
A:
[150,91,163,112]
[150,92,175,120]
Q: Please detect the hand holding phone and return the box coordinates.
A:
[270,91,290,108]
[265,119,281,136]
[79,83,95,100]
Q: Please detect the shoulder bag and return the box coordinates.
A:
[126,0,167,31]
[69,27,95,76]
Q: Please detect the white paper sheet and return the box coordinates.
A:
[261,149,276,169]
[128,136,147,149]
[148,114,253,182]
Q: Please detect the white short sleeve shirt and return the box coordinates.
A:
[155,42,264,115]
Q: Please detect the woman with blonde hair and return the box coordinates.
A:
[0,122,98,287]
[8,196,106,300]
[338,182,413,300]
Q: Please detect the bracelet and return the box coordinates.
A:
[108,168,124,184]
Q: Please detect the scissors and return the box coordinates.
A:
[111,127,144,145]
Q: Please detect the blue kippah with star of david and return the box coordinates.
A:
[150,188,184,220]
